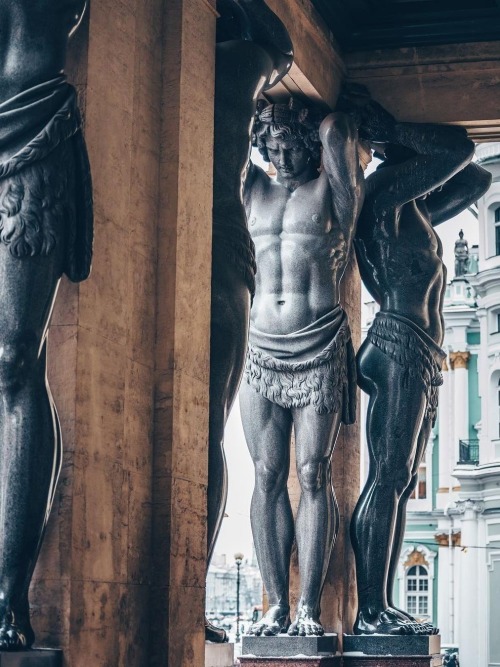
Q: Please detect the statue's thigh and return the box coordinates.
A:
[293,405,342,467]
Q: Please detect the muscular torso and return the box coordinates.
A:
[245,166,351,334]
[0,0,85,100]
[356,195,446,344]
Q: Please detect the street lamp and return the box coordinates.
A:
[234,552,244,643]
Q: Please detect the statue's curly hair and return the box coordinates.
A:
[253,100,324,167]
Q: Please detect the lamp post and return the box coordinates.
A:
[234,552,244,643]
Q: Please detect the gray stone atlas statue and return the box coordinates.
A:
[341,89,491,636]
[206,0,293,643]
[240,100,366,637]
[454,229,469,277]
[0,0,93,651]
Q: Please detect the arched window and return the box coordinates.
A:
[495,207,500,223]
[406,565,429,618]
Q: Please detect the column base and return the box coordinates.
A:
[0,649,62,666]
[205,642,235,667]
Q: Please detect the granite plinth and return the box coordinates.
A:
[342,656,442,666]
[242,634,338,658]
[343,635,441,657]
[238,658,341,667]
[206,642,235,667]
[0,650,62,666]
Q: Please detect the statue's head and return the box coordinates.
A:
[253,100,323,181]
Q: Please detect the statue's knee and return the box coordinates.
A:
[298,460,327,493]
[255,461,283,494]
[0,341,36,388]
[378,461,412,497]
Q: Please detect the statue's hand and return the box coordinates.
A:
[358,100,396,143]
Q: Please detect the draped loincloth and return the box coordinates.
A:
[366,311,446,424]
[0,76,93,282]
[244,306,357,420]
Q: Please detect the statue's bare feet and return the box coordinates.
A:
[288,605,324,637]
[387,607,439,635]
[354,608,436,636]
[248,604,290,636]
[205,617,228,643]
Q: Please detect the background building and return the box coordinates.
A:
[361,143,500,667]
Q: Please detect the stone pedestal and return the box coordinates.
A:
[343,636,441,657]
[242,634,338,658]
[343,635,442,666]
[342,658,442,666]
[0,650,62,666]
[239,658,341,667]
[205,642,235,667]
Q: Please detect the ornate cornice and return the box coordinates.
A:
[449,351,471,370]
[455,499,485,515]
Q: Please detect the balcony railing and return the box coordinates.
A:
[458,439,480,465]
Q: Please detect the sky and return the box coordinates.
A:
[212,157,481,563]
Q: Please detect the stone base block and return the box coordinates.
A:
[343,635,441,657]
[205,642,235,667]
[0,650,62,666]
[242,634,338,658]
[342,657,442,666]
[239,658,341,667]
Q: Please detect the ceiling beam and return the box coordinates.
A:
[346,41,500,139]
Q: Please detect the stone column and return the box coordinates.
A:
[438,358,452,493]
[32,1,165,664]
[450,352,471,462]
[151,1,216,666]
[455,499,484,667]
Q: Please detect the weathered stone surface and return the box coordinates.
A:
[343,635,441,657]
[239,657,341,667]
[242,634,338,657]
[205,642,235,667]
[342,657,442,667]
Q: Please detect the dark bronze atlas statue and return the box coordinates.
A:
[0,0,93,651]
[206,0,293,643]
[345,92,491,635]
[240,101,366,637]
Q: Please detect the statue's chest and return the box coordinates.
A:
[248,181,332,237]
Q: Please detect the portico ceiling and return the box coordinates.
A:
[311,0,500,51]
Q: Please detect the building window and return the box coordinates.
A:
[406,565,429,618]
[495,207,500,255]
[497,378,500,439]
[410,464,427,500]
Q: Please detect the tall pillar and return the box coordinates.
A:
[151,1,216,666]
[456,499,484,667]
[450,352,471,462]
[32,1,165,664]
[438,358,452,492]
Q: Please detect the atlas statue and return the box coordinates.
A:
[240,99,367,637]
[0,0,93,650]
[206,0,293,643]
[345,90,491,635]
